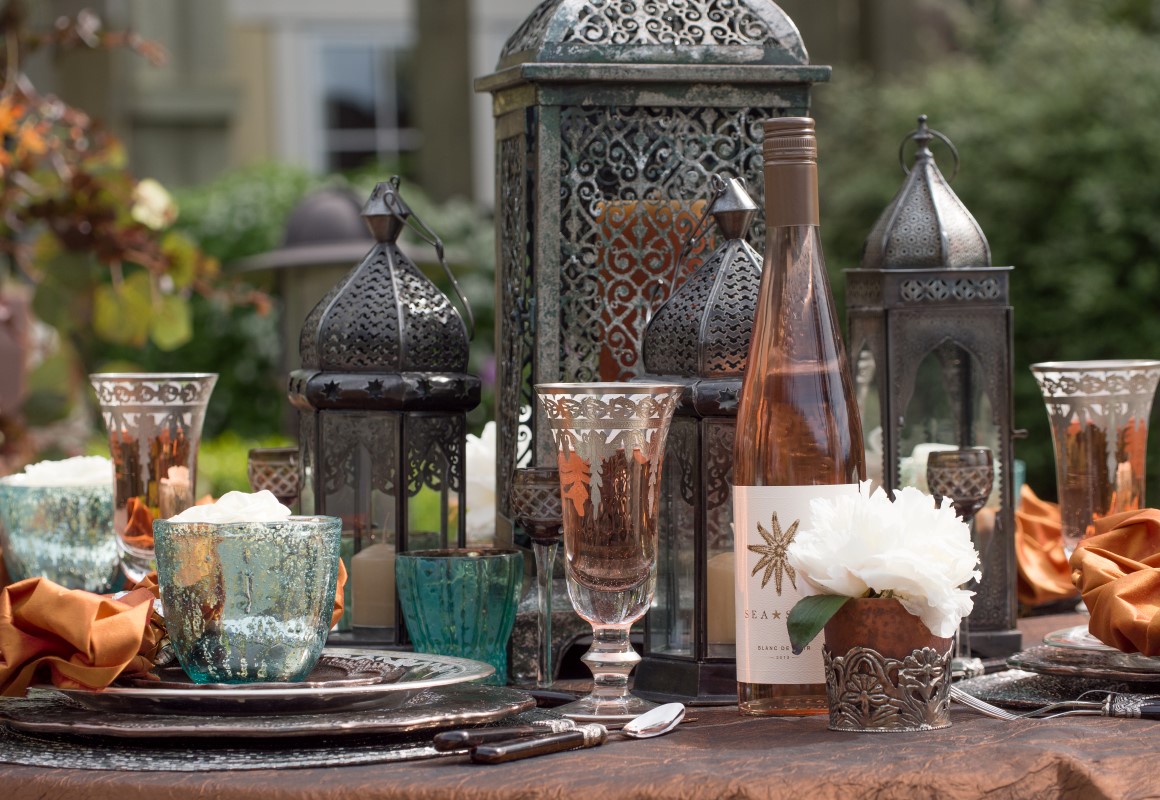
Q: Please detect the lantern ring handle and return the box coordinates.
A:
[404,210,476,341]
[898,119,960,182]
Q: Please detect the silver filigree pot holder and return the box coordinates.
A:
[824,644,953,732]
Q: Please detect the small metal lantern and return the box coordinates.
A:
[845,117,1020,657]
[633,175,763,704]
[475,0,830,539]
[288,177,479,646]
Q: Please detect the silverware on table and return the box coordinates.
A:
[950,685,1160,720]
[469,702,686,764]
[433,719,576,750]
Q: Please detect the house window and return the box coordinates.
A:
[318,39,418,172]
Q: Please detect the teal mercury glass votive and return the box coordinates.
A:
[0,482,117,592]
[395,548,524,685]
[154,516,341,684]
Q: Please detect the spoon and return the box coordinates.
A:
[470,702,686,764]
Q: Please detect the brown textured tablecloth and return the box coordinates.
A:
[6,614,1159,800]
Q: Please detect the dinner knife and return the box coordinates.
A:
[433,719,575,751]
[470,724,606,764]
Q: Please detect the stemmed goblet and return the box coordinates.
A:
[509,466,564,688]
[926,446,994,676]
[535,382,682,723]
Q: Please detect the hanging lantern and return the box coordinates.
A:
[288,177,479,647]
[845,116,1021,657]
[475,0,830,540]
[633,174,762,704]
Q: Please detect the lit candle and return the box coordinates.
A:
[706,550,735,645]
[351,541,396,628]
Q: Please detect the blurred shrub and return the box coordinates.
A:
[815,1,1160,500]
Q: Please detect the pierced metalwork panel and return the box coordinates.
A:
[317,411,400,499]
[566,0,773,47]
[498,0,807,63]
[558,104,770,383]
[497,134,535,518]
[643,240,760,379]
[406,413,467,496]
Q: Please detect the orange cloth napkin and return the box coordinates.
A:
[0,574,165,696]
[1070,508,1160,654]
[1015,486,1080,608]
[0,560,347,696]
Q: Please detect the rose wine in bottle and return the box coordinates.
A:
[732,117,866,716]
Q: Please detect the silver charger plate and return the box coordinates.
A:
[42,648,493,715]
[0,683,535,739]
[0,706,560,772]
[956,668,1159,709]
[1008,644,1160,683]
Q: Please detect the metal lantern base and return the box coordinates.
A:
[633,656,737,706]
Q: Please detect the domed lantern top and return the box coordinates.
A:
[497,0,810,69]
[298,178,472,376]
[642,175,762,382]
[860,115,991,271]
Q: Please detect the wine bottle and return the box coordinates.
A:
[732,117,866,716]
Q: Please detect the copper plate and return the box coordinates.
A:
[0,683,535,740]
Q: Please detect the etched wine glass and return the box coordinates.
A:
[509,466,564,689]
[535,382,682,723]
[926,447,994,677]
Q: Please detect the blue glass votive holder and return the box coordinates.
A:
[396,548,524,685]
[154,516,341,684]
[0,482,118,593]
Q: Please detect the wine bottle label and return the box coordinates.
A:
[732,483,859,685]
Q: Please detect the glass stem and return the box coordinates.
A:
[581,625,639,704]
[532,539,558,688]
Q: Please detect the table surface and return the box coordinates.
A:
[5,614,1159,800]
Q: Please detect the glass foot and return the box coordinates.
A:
[554,692,657,725]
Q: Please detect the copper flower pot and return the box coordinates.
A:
[822,598,953,732]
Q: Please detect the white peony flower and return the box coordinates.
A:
[131,178,178,230]
[787,480,980,638]
[464,421,497,545]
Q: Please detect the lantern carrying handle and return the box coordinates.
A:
[898,115,960,181]
[403,207,476,341]
[644,175,726,318]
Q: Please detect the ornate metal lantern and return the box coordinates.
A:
[289,177,478,647]
[475,0,829,538]
[845,117,1021,657]
[633,175,762,704]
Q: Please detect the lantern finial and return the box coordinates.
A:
[861,113,989,271]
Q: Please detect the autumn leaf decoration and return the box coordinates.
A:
[558,451,590,517]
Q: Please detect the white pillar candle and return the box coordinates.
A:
[706,550,735,645]
[351,541,396,628]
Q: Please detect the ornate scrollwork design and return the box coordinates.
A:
[823,644,953,732]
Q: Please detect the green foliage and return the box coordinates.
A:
[816,2,1160,500]
[174,164,326,264]
[196,431,293,499]
[94,293,284,439]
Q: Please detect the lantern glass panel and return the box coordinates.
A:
[853,347,885,487]
[652,415,697,658]
[898,345,1000,500]
[704,418,735,658]
[404,412,466,550]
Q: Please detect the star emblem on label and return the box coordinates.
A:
[748,511,799,595]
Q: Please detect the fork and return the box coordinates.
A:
[950,686,1107,720]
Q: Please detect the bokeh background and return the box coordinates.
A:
[3,0,1158,504]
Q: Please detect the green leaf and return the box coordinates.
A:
[93,273,151,346]
[149,293,193,351]
[787,595,850,656]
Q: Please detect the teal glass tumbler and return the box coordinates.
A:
[154,516,342,684]
[396,548,524,685]
[0,483,117,592]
